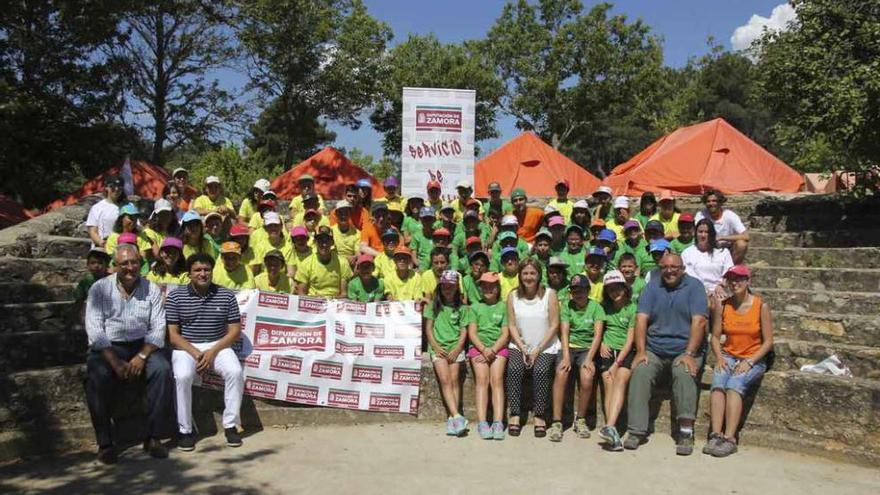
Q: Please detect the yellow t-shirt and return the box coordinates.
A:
[254,272,292,293]
[331,224,361,258]
[547,199,574,223]
[450,197,482,222]
[104,232,120,255]
[240,246,258,269]
[383,269,424,300]
[239,198,257,221]
[651,212,681,237]
[146,271,190,286]
[252,236,295,267]
[372,251,396,279]
[213,263,255,290]
[290,194,326,219]
[589,280,604,303]
[293,253,352,297]
[183,237,218,260]
[192,194,234,213]
[420,270,464,298]
[606,218,642,242]
[378,195,406,211]
[499,272,520,301]
[292,212,330,229]
[139,228,166,256]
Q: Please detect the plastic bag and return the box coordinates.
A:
[799,354,853,377]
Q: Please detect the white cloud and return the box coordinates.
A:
[731,3,797,51]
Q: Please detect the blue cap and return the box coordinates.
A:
[597,228,617,243]
[419,206,436,218]
[119,203,139,216]
[469,250,489,262]
[381,228,399,240]
[586,247,607,259]
[645,220,665,233]
[182,210,201,224]
[356,179,372,188]
[500,246,519,259]
[649,239,671,253]
[498,231,518,242]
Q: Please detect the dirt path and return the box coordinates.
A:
[1,422,877,494]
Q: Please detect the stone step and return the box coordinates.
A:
[755,287,880,315]
[0,283,76,304]
[748,229,880,248]
[0,301,77,334]
[0,330,87,372]
[774,311,880,347]
[752,194,880,219]
[772,339,880,379]
[0,257,87,285]
[751,266,880,293]
[749,247,880,269]
[749,215,874,233]
[0,235,91,259]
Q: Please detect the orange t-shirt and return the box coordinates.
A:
[360,221,390,252]
[330,206,369,231]
[721,295,763,358]
[515,206,544,242]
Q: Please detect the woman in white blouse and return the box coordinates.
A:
[681,219,734,307]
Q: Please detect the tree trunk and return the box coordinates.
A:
[151,10,167,166]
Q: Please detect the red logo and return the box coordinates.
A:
[415,106,462,132]
[351,365,383,384]
[258,292,289,310]
[244,353,261,369]
[253,321,326,351]
[310,360,344,380]
[409,395,420,414]
[355,322,386,339]
[334,340,364,355]
[373,345,405,359]
[298,296,327,314]
[336,300,367,315]
[200,370,224,389]
[269,355,302,375]
[391,367,421,386]
[368,393,401,412]
[245,377,277,399]
[335,321,346,335]
[327,388,360,409]
[286,384,319,405]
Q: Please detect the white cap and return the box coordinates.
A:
[543,205,558,214]
[573,199,590,209]
[253,178,271,192]
[603,269,627,285]
[501,214,519,227]
[593,185,613,196]
[456,179,472,189]
[613,196,630,209]
[204,211,223,222]
[263,211,282,225]
[172,167,188,178]
[205,175,221,185]
[152,198,173,214]
[407,192,425,202]
[335,199,352,210]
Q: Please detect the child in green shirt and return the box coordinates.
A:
[616,253,646,301]
[73,247,111,321]
[670,213,696,254]
[347,255,385,302]
[462,251,489,305]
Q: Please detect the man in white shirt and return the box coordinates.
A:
[86,175,124,248]
[694,189,749,264]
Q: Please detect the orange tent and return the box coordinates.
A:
[474,132,601,197]
[270,147,385,200]
[0,194,33,229]
[602,118,803,195]
[44,160,192,212]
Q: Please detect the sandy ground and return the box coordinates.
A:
[0,422,877,495]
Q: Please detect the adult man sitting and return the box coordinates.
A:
[167,253,244,451]
[510,188,543,242]
[695,188,749,264]
[85,244,172,464]
[625,252,709,456]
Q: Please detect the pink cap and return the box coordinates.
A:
[439,270,459,284]
[161,237,183,250]
[290,226,308,238]
[548,216,565,227]
[724,265,751,279]
[118,233,138,245]
[356,254,375,267]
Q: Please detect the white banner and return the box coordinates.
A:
[197,290,423,415]
[401,87,476,201]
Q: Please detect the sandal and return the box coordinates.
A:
[508,424,522,437]
[534,425,547,438]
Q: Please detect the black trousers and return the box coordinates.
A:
[85,340,173,448]
[505,348,556,420]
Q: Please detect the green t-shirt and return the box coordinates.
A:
[73,272,102,301]
[634,213,654,230]
[470,300,507,348]
[636,248,658,277]
[481,199,513,215]
[489,239,530,271]
[618,239,647,258]
[602,301,637,350]
[552,285,570,305]
[560,299,605,349]
[347,276,385,302]
[402,216,421,238]
[559,248,586,279]
[452,223,490,257]
[409,229,434,271]
[630,277,646,301]
[462,274,482,305]
[670,237,694,255]
[423,303,474,352]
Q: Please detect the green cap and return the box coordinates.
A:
[498,231,517,242]
[510,187,526,199]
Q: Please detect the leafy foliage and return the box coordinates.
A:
[185,144,282,201]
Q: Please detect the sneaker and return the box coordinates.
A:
[452,415,468,436]
[702,432,723,455]
[712,437,739,457]
[478,421,493,440]
[599,425,623,451]
[676,431,694,456]
[177,433,196,452]
[445,417,456,436]
[623,433,644,450]
[97,445,117,464]
[143,437,168,459]
[574,418,591,439]
[492,421,505,440]
[225,427,243,448]
[548,422,564,442]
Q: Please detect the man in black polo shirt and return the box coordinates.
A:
[167,253,244,451]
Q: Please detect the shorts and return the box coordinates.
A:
[597,349,634,373]
[466,347,510,359]
[429,347,466,363]
[556,348,591,368]
[711,353,766,396]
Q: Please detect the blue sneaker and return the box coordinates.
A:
[445,417,456,436]
[452,415,468,436]
[492,421,505,440]
[478,421,492,440]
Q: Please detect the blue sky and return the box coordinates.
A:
[227,1,789,159]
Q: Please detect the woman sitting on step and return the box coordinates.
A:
[704,264,774,458]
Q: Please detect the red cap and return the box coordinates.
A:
[679,213,695,223]
[432,227,451,237]
[304,208,320,218]
[356,254,375,267]
[590,218,606,228]
[555,178,570,188]
[258,200,276,211]
[426,180,442,190]
[466,236,482,247]
[724,265,751,279]
[392,246,413,259]
[229,224,250,237]
[659,189,675,201]
[479,272,500,284]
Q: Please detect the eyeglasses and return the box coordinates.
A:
[660,265,683,271]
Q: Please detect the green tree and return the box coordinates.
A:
[236,0,391,168]
[186,144,282,201]
[346,147,399,181]
[755,0,880,177]
[369,34,504,157]
[244,97,336,172]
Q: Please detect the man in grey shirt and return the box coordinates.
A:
[85,244,173,464]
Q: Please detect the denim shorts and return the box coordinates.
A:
[711,353,766,396]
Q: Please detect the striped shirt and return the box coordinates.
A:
[166,283,240,343]
[85,274,166,350]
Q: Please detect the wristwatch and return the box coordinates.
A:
[137,352,149,361]
[684,350,698,358]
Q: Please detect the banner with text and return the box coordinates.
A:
[197,290,423,415]
[401,87,476,200]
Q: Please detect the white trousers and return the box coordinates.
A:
[172,341,243,434]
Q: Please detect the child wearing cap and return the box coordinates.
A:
[618,220,647,259]
[73,248,111,320]
[299,208,330,244]
[457,236,484,274]
[480,182,513,216]
[252,213,294,275]
[287,226,313,279]
[425,180,444,213]
[430,228,459,271]
[255,249,293,293]
[546,257,570,302]
[213,241,255,290]
[530,229,553,272]
[605,196,639,241]
[401,196,425,241]
[409,207,437,270]
[143,199,179,262]
[289,174,326,221]
[639,239,671,282]
[371,228,400,279]
[547,179,573,223]
[247,198,279,239]
[423,269,473,436]
[379,176,404,211]
[549,274,606,442]
[591,186,614,222]
[634,192,657,229]
[104,203,143,257]
[597,270,637,451]
[383,247,423,301]
[359,203,393,257]
[652,191,680,239]
[180,211,219,261]
[147,238,190,287]
[489,230,522,271]
[294,227,352,298]
[451,211,489,261]
[347,255,385,302]
[461,251,489,305]
[593,229,619,271]
[203,211,225,253]
[386,204,406,233]
[437,205,457,234]
[228,224,258,275]
[616,253,646,301]
[238,179,271,224]
[670,214,696,254]
[569,200,592,234]
[585,248,607,302]
[420,248,459,300]
[498,247,520,301]
[450,180,481,222]
[467,271,510,440]
[546,217,567,255]
[559,225,587,279]
[192,176,234,216]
